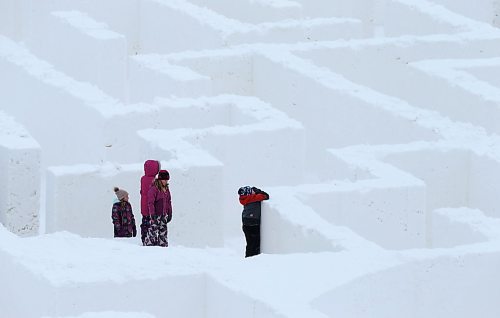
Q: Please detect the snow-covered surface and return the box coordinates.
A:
[42,314,156,318]
[2,0,500,317]
[51,11,124,40]
[0,111,39,149]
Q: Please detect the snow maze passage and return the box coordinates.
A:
[2,0,500,317]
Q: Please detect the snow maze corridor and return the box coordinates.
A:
[2,0,500,317]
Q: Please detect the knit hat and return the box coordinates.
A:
[238,186,253,196]
[158,170,170,180]
[114,187,128,201]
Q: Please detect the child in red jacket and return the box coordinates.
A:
[238,186,269,257]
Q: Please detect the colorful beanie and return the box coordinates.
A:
[238,186,253,196]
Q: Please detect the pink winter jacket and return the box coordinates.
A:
[140,160,160,216]
[147,185,172,221]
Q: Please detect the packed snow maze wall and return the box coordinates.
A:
[2,0,500,317]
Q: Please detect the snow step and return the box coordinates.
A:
[129,54,212,101]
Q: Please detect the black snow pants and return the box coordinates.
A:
[243,225,260,257]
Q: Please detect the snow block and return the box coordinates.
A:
[261,204,337,254]
[0,0,26,40]
[0,39,115,166]
[228,18,364,44]
[206,275,286,318]
[168,165,225,247]
[27,10,128,101]
[129,55,212,102]
[0,113,41,236]
[0,249,50,317]
[430,208,489,248]
[309,185,427,250]
[313,252,500,318]
[54,274,206,318]
[187,0,302,24]
[139,0,224,53]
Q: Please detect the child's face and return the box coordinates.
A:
[160,179,168,187]
[123,195,129,202]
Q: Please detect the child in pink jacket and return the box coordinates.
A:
[140,160,160,245]
[144,170,172,247]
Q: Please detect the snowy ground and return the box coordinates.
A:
[2,0,500,317]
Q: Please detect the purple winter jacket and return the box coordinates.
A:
[140,160,160,217]
[147,184,172,221]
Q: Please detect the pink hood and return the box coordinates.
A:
[144,160,160,178]
[140,160,160,216]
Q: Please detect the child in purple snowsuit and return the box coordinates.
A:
[140,160,160,245]
[112,187,137,238]
[144,170,172,247]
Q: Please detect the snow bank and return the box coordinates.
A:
[313,250,500,318]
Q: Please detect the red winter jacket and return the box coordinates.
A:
[239,193,269,206]
[239,190,269,226]
[140,160,160,216]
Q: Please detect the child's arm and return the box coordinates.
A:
[112,204,120,226]
[166,190,173,223]
[252,187,270,200]
[112,204,120,237]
